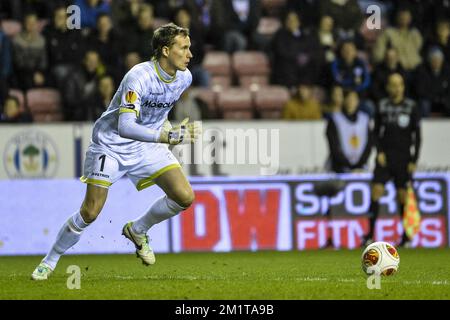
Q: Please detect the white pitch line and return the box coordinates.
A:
[111,275,449,286]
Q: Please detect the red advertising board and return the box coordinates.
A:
[171,183,293,252]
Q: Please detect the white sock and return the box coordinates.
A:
[43,211,90,270]
[131,196,186,234]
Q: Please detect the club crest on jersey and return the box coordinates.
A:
[398,114,410,128]
[125,91,137,104]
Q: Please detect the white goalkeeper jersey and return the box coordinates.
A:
[90,60,192,164]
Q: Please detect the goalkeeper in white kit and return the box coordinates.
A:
[32,23,200,280]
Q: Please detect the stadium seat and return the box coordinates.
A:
[217,87,253,119]
[32,112,64,122]
[26,88,63,122]
[210,76,232,89]
[232,51,270,89]
[189,87,218,117]
[8,89,26,112]
[1,19,21,37]
[257,17,281,36]
[253,85,290,119]
[202,51,232,89]
[238,75,269,89]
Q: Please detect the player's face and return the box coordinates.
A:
[344,92,359,115]
[387,75,405,100]
[167,35,193,71]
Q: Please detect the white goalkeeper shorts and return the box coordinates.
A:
[80,143,180,191]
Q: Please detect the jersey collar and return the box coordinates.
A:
[153,59,176,84]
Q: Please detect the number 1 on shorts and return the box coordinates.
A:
[99,155,106,172]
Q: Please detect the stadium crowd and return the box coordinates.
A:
[0,0,449,123]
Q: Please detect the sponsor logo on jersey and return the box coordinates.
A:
[125,91,137,104]
[4,130,58,178]
[142,100,176,109]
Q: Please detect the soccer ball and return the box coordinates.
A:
[361,241,400,276]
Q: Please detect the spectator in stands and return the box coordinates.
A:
[75,0,111,29]
[371,47,408,103]
[173,6,210,87]
[317,15,337,63]
[326,89,372,173]
[111,0,144,31]
[212,0,262,53]
[373,7,423,72]
[430,1,450,29]
[12,12,47,91]
[319,0,364,48]
[322,85,344,119]
[390,0,435,35]
[43,6,85,87]
[285,0,320,30]
[0,18,12,107]
[330,40,371,93]
[424,19,450,63]
[0,0,56,20]
[271,10,324,88]
[151,0,185,19]
[62,50,104,121]
[0,95,33,123]
[123,51,142,72]
[128,4,155,61]
[282,83,322,120]
[86,14,123,80]
[413,47,450,117]
[182,0,226,48]
[85,74,115,121]
[183,0,214,37]
[0,0,22,20]
[21,0,55,19]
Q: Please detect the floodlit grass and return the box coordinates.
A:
[1,249,449,300]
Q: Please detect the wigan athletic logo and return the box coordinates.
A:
[4,131,58,178]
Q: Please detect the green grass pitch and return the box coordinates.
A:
[1,249,449,300]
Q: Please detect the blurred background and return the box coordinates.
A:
[0,0,449,256]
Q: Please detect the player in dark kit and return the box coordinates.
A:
[362,73,421,247]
